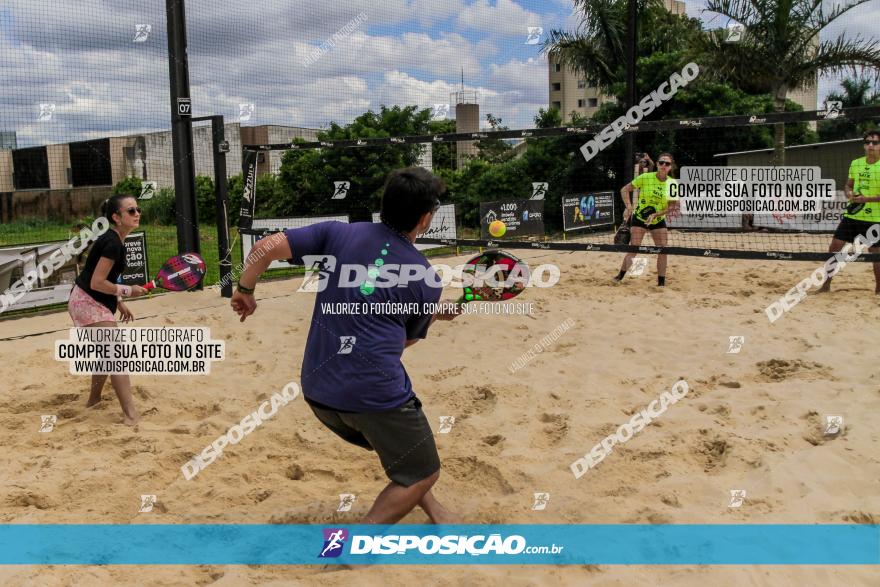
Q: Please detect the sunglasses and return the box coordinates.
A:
[657,161,673,166]
[864,140,880,145]
[125,207,142,216]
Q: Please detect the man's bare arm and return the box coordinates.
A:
[238,233,292,289]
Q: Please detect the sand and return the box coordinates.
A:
[0,245,878,586]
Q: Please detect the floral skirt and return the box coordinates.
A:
[68,285,115,327]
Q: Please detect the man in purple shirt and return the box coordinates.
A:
[232,167,459,524]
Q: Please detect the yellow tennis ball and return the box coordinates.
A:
[489,220,506,237]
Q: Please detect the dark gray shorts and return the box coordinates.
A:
[833,216,878,244]
[306,396,440,487]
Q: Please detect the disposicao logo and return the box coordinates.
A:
[319,528,349,558]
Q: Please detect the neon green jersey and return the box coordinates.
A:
[631,172,678,225]
[845,157,880,222]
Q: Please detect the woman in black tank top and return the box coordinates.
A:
[68,194,148,425]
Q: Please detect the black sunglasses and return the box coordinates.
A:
[657,160,673,166]
[125,207,142,215]
[864,140,880,145]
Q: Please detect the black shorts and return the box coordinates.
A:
[833,216,878,244]
[631,217,667,230]
[306,395,440,487]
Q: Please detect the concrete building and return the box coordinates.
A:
[0,124,320,193]
[548,0,818,122]
[0,131,16,150]
[788,82,819,113]
[0,124,320,223]
[239,124,320,177]
[0,150,13,192]
[454,91,480,169]
[547,56,609,122]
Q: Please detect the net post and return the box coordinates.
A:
[211,115,233,298]
[166,0,200,259]
[619,0,637,225]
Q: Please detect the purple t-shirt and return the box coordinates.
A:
[284,221,441,412]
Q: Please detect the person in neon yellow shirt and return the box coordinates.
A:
[614,152,680,286]
[819,129,880,294]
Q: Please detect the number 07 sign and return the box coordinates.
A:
[177,97,192,117]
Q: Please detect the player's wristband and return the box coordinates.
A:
[236,282,255,294]
[115,284,132,297]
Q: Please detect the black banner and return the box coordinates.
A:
[562,192,615,232]
[238,149,258,229]
[480,200,544,238]
[120,232,149,287]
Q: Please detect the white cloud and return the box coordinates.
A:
[456,0,543,38]
[3,0,875,150]
[489,56,547,99]
[374,66,546,130]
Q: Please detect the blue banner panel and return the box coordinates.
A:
[0,525,877,565]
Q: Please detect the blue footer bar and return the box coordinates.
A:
[1,524,877,565]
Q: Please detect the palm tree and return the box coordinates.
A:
[695,0,880,164]
[818,76,880,141]
[833,77,880,107]
[542,0,685,95]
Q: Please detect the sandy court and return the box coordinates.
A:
[0,246,878,585]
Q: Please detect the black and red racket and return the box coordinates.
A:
[614,218,632,245]
[846,188,865,215]
[143,253,206,292]
[456,250,529,303]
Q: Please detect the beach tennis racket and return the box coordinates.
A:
[846,189,865,215]
[143,253,206,291]
[636,205,656,222]
[614,216,632,245]
[846,201,865,215]
[456,250,528,304]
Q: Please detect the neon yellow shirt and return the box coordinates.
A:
[845,156,880,222]
[632,172,678,225]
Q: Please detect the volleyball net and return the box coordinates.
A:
[237,105,880,262]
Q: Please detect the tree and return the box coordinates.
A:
[111,176,144,198]
[273,105,431,220]
[475,114,513,164]
[694,0,880,164]
[427,118,457,171]
[534,107,562,129]
[543,0,703,98]
[818,76,880,141]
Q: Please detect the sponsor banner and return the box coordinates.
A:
[480,200,544,238]
[0,524,876,564]
[753,192,848,232]
[0,239,80,311]
[120,232,149,287]
[667,210,742,229]
[238,149,258,229]
[372,204,457,250]
[562,192,614,232]
[242,216,349,271]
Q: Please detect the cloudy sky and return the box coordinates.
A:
[0,0,877,148]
